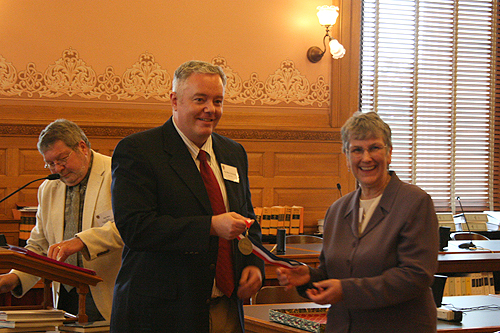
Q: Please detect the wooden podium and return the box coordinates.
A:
[0,246,103,323]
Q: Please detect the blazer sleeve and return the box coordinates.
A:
[10,181,52,297]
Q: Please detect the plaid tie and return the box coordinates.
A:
[63,184,80,291]
[198,150,234,297]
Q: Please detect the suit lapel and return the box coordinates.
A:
[212,136,240,212]
[162,120,213,214]
[81,151,104,230]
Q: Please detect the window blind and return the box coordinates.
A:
[360,0,496,212]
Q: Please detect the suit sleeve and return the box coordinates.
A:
[10,181,51,297]
[77,221,124,260]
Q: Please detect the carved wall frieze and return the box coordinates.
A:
[0,49,330,107]
[0,124,339,142]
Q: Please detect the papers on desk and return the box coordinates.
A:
[17,206,38,212]
[484,211,500,226]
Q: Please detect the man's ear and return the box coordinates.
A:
[170,91,178,112]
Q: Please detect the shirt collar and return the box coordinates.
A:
[172,118,215,161]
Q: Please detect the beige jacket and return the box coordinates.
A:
[11,151,123,321]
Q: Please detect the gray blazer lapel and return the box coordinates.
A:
[361,172,399,236]
[345,189,361,237]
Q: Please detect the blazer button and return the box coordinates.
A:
[210,264,216,270]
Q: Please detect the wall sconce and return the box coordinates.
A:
[307,5,346,63]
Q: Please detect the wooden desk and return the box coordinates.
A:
[264,241,500,283]
[244,295,500,333]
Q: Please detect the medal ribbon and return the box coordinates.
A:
[237,232,304,269]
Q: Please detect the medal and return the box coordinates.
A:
[238,227,253,255]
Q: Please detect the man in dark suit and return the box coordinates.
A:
[110,60,265,333]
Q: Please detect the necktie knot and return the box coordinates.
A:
[198,150,207,163]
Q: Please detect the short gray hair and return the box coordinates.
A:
[172,60,227,94]
[341,111,392,153]
[37,119,91,154]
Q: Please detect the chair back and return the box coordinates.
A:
[285,235,323,244]
[253,286,310,304]
[450,232,490,241]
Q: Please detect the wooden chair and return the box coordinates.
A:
[253,286,311,304]
[285,235,323,244]
[450,232,490,241]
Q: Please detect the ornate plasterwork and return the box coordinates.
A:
[0,49,330,107]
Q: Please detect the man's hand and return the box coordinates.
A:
[0,273,20,293]
[210,212,250,240]
[48,237,85,262]
[237,266,262,300]
[276,265,311,290]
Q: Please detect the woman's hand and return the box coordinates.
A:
[306,279,343,305]
[276,265,310,290]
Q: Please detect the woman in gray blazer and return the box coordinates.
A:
[277,111,439,333]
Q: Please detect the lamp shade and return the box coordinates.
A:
[316,5,339,26]
[329,39,346,59]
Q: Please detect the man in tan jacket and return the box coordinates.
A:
[0,119,123,321]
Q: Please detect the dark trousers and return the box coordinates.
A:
[58,286,104,322]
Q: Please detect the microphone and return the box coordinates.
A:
[337,183,343,197]
[456,196,475,249]
[0,174,61,204]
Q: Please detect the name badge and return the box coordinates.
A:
[221,164,239,183]
[95,209,114,227]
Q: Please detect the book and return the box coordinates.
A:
[290,206,304,235]
[59,320,110,332]
[260,207,271,235]
[0,309,65,321]
[275,206,285,229]
[269,206,279,235]
[0,326,58,332]
[19,213,36,241]
[0,319,63,328]
[488,271,496,294]
[253,207,262,226]
[284,206,292,234]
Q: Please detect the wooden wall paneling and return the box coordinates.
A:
[1,126,349,237]
[241,139,346,234]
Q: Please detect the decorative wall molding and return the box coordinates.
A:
[0,124,340,142]
[0,49,330,107]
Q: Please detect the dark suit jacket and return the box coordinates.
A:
[110,118,264,333]
[303,172,438,333]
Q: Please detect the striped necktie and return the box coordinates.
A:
[198,150,234,297]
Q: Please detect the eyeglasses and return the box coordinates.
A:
[44,151,73,169]
[348,145,387,157]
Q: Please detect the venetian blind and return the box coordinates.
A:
[360,0,496,212]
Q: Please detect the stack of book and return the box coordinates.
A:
[442,272,496,296]
[0,309,65,332]
[254,205,303,236]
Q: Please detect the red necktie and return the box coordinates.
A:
[198,150,234,297]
